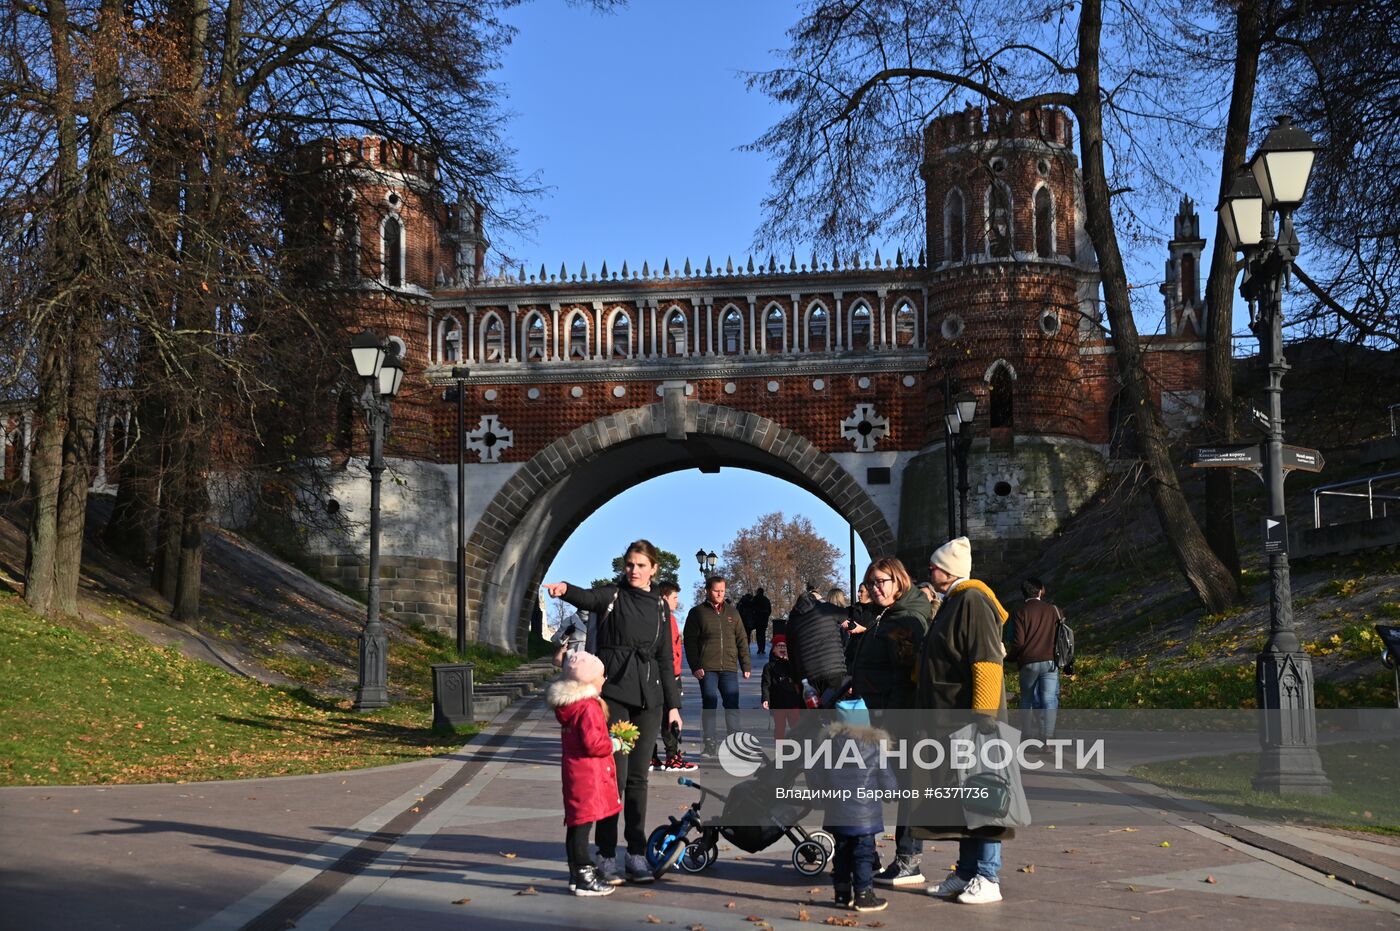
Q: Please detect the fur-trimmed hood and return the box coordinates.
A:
[546,677,602,709]
[825,721,889,745]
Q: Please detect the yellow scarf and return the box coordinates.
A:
[948,579,1009,625]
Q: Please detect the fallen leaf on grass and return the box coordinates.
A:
[1203,876,1217,885]
[1018,864,1035,873]
[500,851,517,859]
[451,897,472,905]
[514,886,538,896]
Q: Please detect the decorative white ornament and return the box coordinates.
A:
[570,386,583,398]
[465,414,514,463]
[840,403,890,452]
[612,385,626,398]
[812,379,825,391]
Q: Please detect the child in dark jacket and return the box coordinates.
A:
[760,633,804,740]
[804,704,896,913]
[547,651,630,896]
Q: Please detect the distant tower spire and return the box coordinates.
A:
[1161,196,1206,338]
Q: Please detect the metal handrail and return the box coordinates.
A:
[1390,402,1400,436]
[1313,469,1400,528]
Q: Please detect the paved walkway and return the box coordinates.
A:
[3,646,1397,930]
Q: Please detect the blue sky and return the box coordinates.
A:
[489,1,1230,611]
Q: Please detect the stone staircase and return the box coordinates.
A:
[471,657,558,719]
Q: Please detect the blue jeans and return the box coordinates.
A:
[699,670,740,741]
[832,831,877,891]
[1018,660,1059,740]
[956,837,1001,882]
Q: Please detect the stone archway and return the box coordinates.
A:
[464,395,897,649]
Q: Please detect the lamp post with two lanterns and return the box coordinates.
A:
[695,548,717,576]
[1216,115,1330,793]
[348,330,406,711]
[942,373,978,540]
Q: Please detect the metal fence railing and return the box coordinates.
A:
[1313,470,1400,528]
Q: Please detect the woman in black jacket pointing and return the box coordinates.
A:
[546,539,683,884]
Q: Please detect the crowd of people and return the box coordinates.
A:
[544,536,1066,911]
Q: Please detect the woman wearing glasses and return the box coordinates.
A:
[851,556,933,889]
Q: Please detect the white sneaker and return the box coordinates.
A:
[926,871,968,897]
[956,875,1002,904]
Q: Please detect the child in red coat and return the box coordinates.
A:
[548,651,628,896]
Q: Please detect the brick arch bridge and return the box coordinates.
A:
[467,394,897,649]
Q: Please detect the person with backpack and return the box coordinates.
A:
[1006,577,1062,743]
[545,539,683,885]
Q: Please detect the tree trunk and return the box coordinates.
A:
[52,309,100,615]
[1201,0,1264,580]
[23,334,70,616]
[1075,0,1238,614]
[103,373,162,564]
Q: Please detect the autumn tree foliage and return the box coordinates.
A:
[714,513,842,615]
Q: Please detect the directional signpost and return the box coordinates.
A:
[1280,445,1324,473]
[1188,444,1263,469]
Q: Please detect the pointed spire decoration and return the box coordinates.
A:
[833,249,841,270]
[579,261,588,280]
[663,258,671,276]
[642,260,650,277]
[789,251,797,271]
[895,249,904,268]
[600,260,608,279]
[539,263,547,282]
[518,264,526,282]
[918,248,926,266]
[559,262,568,281]
[621,260,629,278]
[767,254,776,273]
[747,254,755,274]
[684,257,692,276]
[874,249,882,267]
[705,256,713,276]
[725,255,733,274]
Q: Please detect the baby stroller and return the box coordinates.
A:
[645,776,834,878]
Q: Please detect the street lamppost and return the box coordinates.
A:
[349,330,405,711]
[1217,114,1330,794]
[944,391,978,538]
[695,549,717,574]
[942,373,958,541]
[445,365,471,657]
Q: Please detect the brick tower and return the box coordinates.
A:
[899,106,1108,576]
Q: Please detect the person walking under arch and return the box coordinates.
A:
[545,539,683,884]
[683,575,749,756]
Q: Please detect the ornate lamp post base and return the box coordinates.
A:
[1254,650,1331,794]
[354,627,390,710]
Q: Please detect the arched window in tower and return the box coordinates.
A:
[1034,187,1055,257]
[894,302,917,346]
[339,217,359,280]
[525,313,546,360]
[382,215,403,286]
[765,306,787,353]
[945,188,966,262]
[987,183,1013,258]
[482,314,504,362]
[609,311,631,358]
[442,316,461,362]
[807,304,828,351]
[722,307,743,354]
[569,313,588,359]
[664,309,687,356]
[989,364,1015,428]
[850,304,871,350]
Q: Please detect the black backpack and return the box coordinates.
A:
[1052,606,1075,673]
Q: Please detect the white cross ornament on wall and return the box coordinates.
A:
[465,414,514,463]
[841,403,889,452]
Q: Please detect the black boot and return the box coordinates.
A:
[833,884,853,908]
[570,865,615,897]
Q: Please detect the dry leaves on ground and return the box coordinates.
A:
[451,897,471,905]
[514,886,537,896]
[1018,864,1035,873]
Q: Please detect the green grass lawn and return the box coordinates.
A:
[0,594,536,786]
[1132,742,1400,835]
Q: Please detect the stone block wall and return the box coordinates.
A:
[307,553,458,631]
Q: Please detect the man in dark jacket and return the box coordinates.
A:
[749,587,772,655]
[1006,577,1060,741]
[784,591,849,705]
[683,576,750,756]
[915,536,1011,906]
